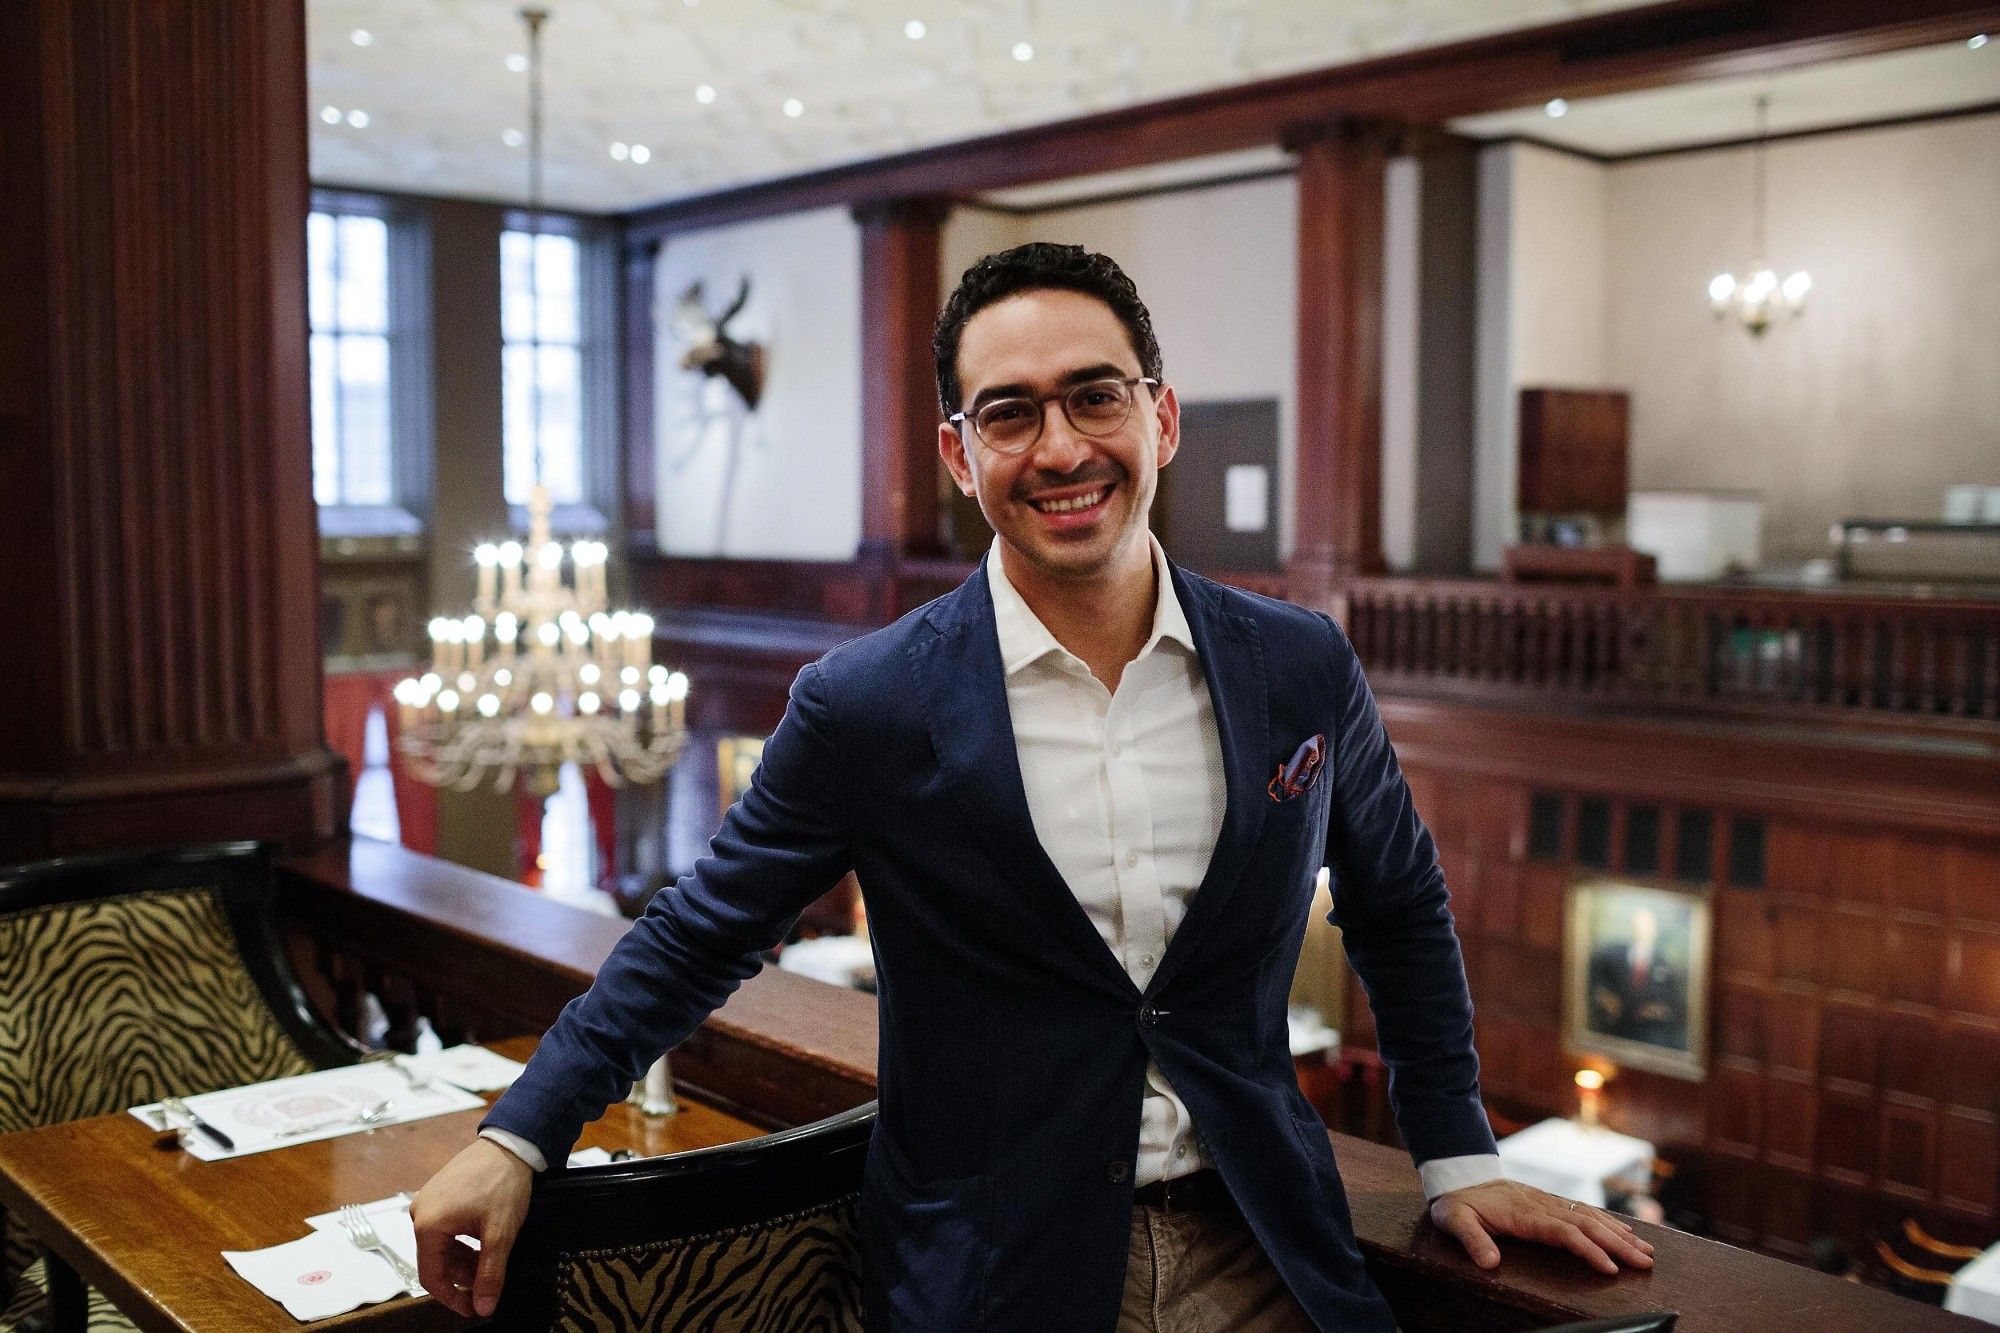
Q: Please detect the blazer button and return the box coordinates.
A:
[1106,1160,1131,1184]
[1138,1003,1159,1028]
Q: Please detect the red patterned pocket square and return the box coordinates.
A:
[1267,733,1327,802]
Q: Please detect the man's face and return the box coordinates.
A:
[939,288,1178,585]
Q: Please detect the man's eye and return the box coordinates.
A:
[983,403,1030,424]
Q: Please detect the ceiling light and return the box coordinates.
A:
[506,52,528,72]
[783,98,804,118]
[501,128,525,147]
[695,83,716,103]
[1012,41,1034,62]
[350,29,373,46]
[629,144,651,164]
[346,109,370,128]
[609,141,629,160]
[905,19,926,39]
[1545,98,1568,118]
[1708,94,1810,337]
[1971,33,1990,49]
[319,105,341,125]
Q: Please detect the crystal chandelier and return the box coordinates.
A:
[1708,95,1810,336]
[393,6,687,798]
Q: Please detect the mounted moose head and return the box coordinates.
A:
[672,277,765,411]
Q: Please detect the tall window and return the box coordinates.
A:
[307,211,394,505]
[501,228,585,506]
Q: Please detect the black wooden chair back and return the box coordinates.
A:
[487,1101,875,1331]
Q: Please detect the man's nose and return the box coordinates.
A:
[1027,401,1092,472]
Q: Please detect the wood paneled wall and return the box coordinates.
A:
[1370,698,2000,1258]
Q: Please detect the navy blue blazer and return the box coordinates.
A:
[485,556,1496,1331]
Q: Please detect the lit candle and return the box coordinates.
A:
[499,541,523,601]
[1575,1068,1605,1129]
[667,670,688,732]
[463,615,484,669]
[474,545,498,613]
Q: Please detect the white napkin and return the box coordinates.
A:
[222,1214,415,1322]
[398,1044,528,1092]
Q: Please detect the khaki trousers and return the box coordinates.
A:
[1115,1197,1318,1332]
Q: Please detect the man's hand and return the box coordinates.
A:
[412,1138,535,1318]
[1430,1180,1656,1275]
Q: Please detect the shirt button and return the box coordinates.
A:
[1111,741,1123,757]
[1139,952,1155,967]
[1106,1160,1131,1184]
[1124,849,1140,868]
[1176,1145,1188,1158]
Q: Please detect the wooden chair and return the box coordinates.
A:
[1902,1218,1986,1263]
[1873,1238,1956,1305]
[0,842,365,1333]
[487,1101,875,1331]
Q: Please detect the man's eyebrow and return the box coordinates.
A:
[967,363,1131,411]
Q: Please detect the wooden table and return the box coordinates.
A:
[0,1039,765,1331]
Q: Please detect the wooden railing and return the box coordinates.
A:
[1344,578,2000,727]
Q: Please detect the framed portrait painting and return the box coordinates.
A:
[1565,879,1710,1080]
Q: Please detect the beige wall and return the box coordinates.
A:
[1607,112,2000,560]
[1480,115,2000,567]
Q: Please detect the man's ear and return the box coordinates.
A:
[939,421,976,497]
[1152,382,1181,470]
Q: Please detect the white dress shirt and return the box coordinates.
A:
[487,534,1501,1198]
[987,534,1223,1187]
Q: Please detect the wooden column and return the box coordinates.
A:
[1289,120,1391,608]
[0,2,339,860]
[853,197,951,611]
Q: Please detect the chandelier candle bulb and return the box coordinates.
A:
[475,545,498,611]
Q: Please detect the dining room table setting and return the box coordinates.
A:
[0,1037,767,1330]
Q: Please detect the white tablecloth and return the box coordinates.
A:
[1497,1118,1655,1209]
[1947,1241,2000,1325]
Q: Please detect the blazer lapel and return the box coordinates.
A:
[1149,563,1269,996]
[908,562,1139,999]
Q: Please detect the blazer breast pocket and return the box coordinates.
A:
[1267,733,1326,804]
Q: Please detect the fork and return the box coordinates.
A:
[339,1203,424,1296]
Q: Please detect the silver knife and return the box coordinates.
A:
[161,1097,236,1152]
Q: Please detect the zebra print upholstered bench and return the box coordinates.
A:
[488,1101,874,1331]
[0,841,366,1333]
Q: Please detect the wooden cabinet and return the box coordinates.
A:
[1518,387,1632,516]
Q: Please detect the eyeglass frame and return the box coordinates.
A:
[947,376,1163,455]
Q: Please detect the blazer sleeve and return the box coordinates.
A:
[1317,614,1498,1167]
[482,660,855,1167]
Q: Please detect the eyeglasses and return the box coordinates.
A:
[949,376,1161,455]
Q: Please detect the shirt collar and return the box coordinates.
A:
[985,533,1195,678]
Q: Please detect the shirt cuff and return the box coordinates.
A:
[1418,1153,1505,1200]
[479,1126,549,1173]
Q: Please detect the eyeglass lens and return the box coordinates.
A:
[974,379,1140,453]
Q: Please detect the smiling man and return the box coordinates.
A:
[413,243,1652,1330]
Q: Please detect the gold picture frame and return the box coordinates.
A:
[1564,878,1710,1080]
[715,736,765,821]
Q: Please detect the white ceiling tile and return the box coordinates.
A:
[307,0,1986,213]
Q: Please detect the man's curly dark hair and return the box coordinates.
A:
[933,243,1163,418]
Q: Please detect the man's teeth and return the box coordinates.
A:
[1032,487,1109,514]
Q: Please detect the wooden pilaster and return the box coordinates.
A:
[0,1,339,859]
[853,196,952,609]
[1288,119,1391,608]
